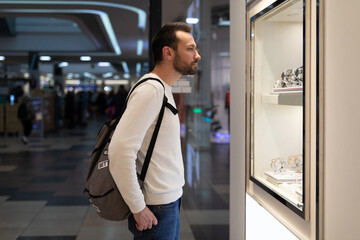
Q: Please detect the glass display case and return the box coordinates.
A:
[248,0,306,217]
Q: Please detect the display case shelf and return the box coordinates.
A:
[256,176,303,208]
[262,91,303,106]
[264,170,302,184]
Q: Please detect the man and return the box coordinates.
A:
[108,22,201,239]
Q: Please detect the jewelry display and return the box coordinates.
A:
[287,154,303,172]
[265,170,301,184]
[265,154,303,184]
[274,66,303,91]
[270,157,285,172]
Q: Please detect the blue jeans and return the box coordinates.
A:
[128,198,181,240]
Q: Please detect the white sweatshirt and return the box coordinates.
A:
[108,73,184,214]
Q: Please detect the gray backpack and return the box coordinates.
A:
[83,78,177,221]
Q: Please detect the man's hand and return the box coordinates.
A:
[133,206,158,231]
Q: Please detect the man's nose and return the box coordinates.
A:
[195,50,201,60]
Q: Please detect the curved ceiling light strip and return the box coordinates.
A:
[0,1,147,30]
[0,9,121,55]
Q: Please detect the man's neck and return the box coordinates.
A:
[150,65,182,87]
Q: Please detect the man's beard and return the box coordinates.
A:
[173,53,198,75]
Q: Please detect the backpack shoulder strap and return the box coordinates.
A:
[140,78,178,115]
[130,77,177,181]
[138,96,166,181]
[113,77,177,124]
[112,77,177,181]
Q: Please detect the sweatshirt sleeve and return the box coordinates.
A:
[108,82,163,213]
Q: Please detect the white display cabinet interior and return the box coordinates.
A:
[249,0,305,217]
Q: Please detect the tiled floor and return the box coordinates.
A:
[0,118,229,240]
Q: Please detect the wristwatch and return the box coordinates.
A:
[270,158,285,172]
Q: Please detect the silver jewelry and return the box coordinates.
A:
[276,66,304,89]
[287,154,303,172]
[270,158,285,172]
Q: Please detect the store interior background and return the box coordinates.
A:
[0,0,231,145]
[0,0,308,239]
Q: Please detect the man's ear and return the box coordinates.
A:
[162,46,173,61]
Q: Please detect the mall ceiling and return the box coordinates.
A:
[0,0,228,80]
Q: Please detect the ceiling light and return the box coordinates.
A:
[123,73,130,79]
[104,80,129,85]
[186,18,199,24]
[97,12,121,55]
[40,56,51,61]
[0,56,5,61]
[98,62,111,67]
[1,1,147,30]
[0,1,150,55]
[121,61,129,73]
[136,62,141,77]
[66,80,80,85]
[218,20,230,26]
[59,62,68,67]
[80,56,91,61]
[102,72,113,78]
[84,72,96,79]
[137,40,143,56]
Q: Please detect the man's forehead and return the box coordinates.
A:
[176,31,195,45]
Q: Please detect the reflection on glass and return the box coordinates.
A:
[186,143,200,188]
[250,0,304,212]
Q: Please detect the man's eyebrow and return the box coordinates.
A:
[187,43,197,48]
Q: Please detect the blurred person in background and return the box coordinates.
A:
[17,95,35,144]
[65,90,76,128]
[114,85,128,118]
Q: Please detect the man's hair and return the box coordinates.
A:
[151,22,192,64]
